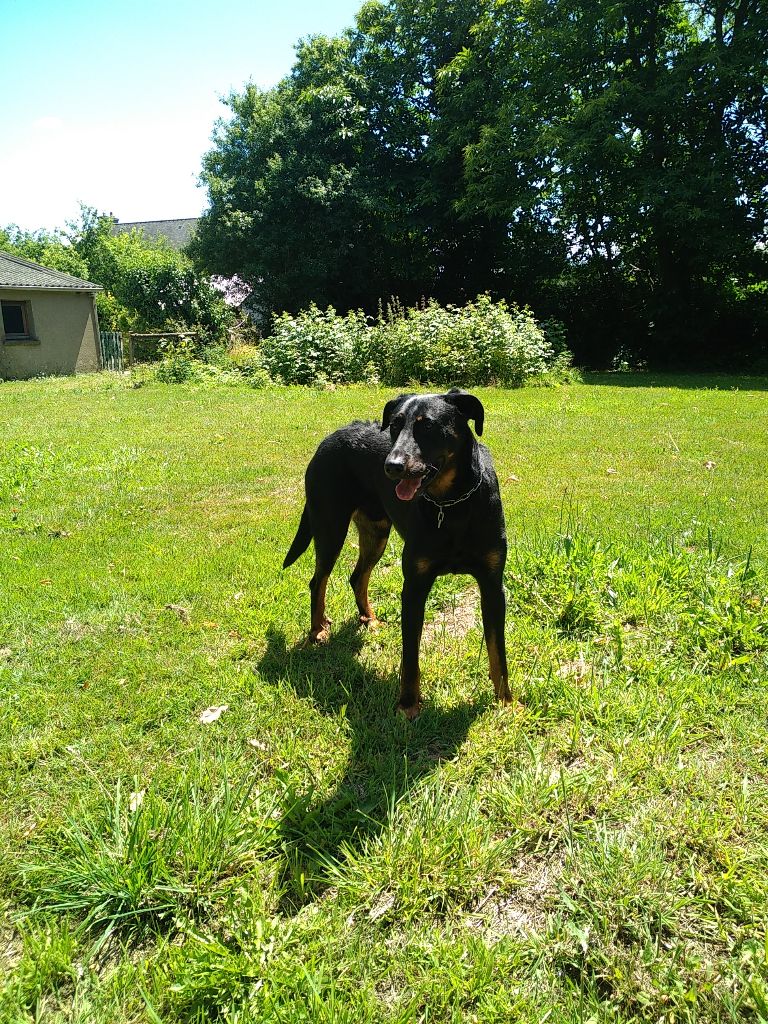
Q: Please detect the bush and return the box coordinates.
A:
[264,305,374,385]
[96,290,138,333]
[377,295,557,387]
[227,344,272,386]
[149,339,272,388]
[155,338,198,383]
[261,296,570,388]
[91,228,232,346]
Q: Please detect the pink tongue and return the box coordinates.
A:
[396,476,422,501]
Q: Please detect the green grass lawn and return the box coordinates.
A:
[1,372,767,1023]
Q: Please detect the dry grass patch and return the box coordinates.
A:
[423,587,479,646]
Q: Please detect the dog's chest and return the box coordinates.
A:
[415,506,480,573]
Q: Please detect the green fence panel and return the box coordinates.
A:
[99,331,124,371]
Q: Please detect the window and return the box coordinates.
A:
[1,300,33,340]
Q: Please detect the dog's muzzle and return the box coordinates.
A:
[385,455,438,501]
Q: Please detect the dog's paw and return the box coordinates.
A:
[359,614,384,632]
[496,694,525,713]
[493,677,514,704]
[397,702,421,721]
[303,627,331,647]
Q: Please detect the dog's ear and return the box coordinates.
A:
[381,394,408,429]
[442,389,484,436]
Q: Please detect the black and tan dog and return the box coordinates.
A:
[283,389,511,718]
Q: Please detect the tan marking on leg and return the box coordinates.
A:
[351,511,390,532]
[307,574,330,644]
[397,702,421,721]
[353,565,380,626]
[487,631,512,703]
[415,557,432,575]
[397,660,422,719]
[350,510,390,627]
[398,611,425,716]
[484,549,503,571]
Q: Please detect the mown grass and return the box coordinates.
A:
[0,371,767,1023]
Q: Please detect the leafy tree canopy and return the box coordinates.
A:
[0,224,91,281]
[194,0,767,366]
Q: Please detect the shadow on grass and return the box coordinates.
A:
[582,371,768,390]
[257,621,486,908]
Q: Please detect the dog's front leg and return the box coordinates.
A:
[476,569,512,704]
[398,559,436,719]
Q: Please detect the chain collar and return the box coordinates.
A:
[421,474,482,528]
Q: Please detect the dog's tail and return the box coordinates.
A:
[283,504,313,568]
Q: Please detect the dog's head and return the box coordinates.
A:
[381,389,484,501]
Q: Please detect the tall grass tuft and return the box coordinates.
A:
[19,766,287,946]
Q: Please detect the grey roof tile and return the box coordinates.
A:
[0,251,102,291]
[111,218,199,250]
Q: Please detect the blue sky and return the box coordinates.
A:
[1,0,362,232]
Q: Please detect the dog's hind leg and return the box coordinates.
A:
[350,511,391,628]
[307,520,349,644]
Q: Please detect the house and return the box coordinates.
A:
[111,218,199,250]
[0,252,103,380]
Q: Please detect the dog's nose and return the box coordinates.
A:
[384,455,407,480]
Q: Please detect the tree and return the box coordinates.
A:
[0,225,91,280]
[193,0,768,366]
[2,208,232,344]
[457,0,768,362]
[192,39,401,317]
[193,4,528,317]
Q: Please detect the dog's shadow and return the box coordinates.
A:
[256,621,486,909]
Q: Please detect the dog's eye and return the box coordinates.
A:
[390,417,404,434]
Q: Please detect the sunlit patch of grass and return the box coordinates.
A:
[0,371,766,1021]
